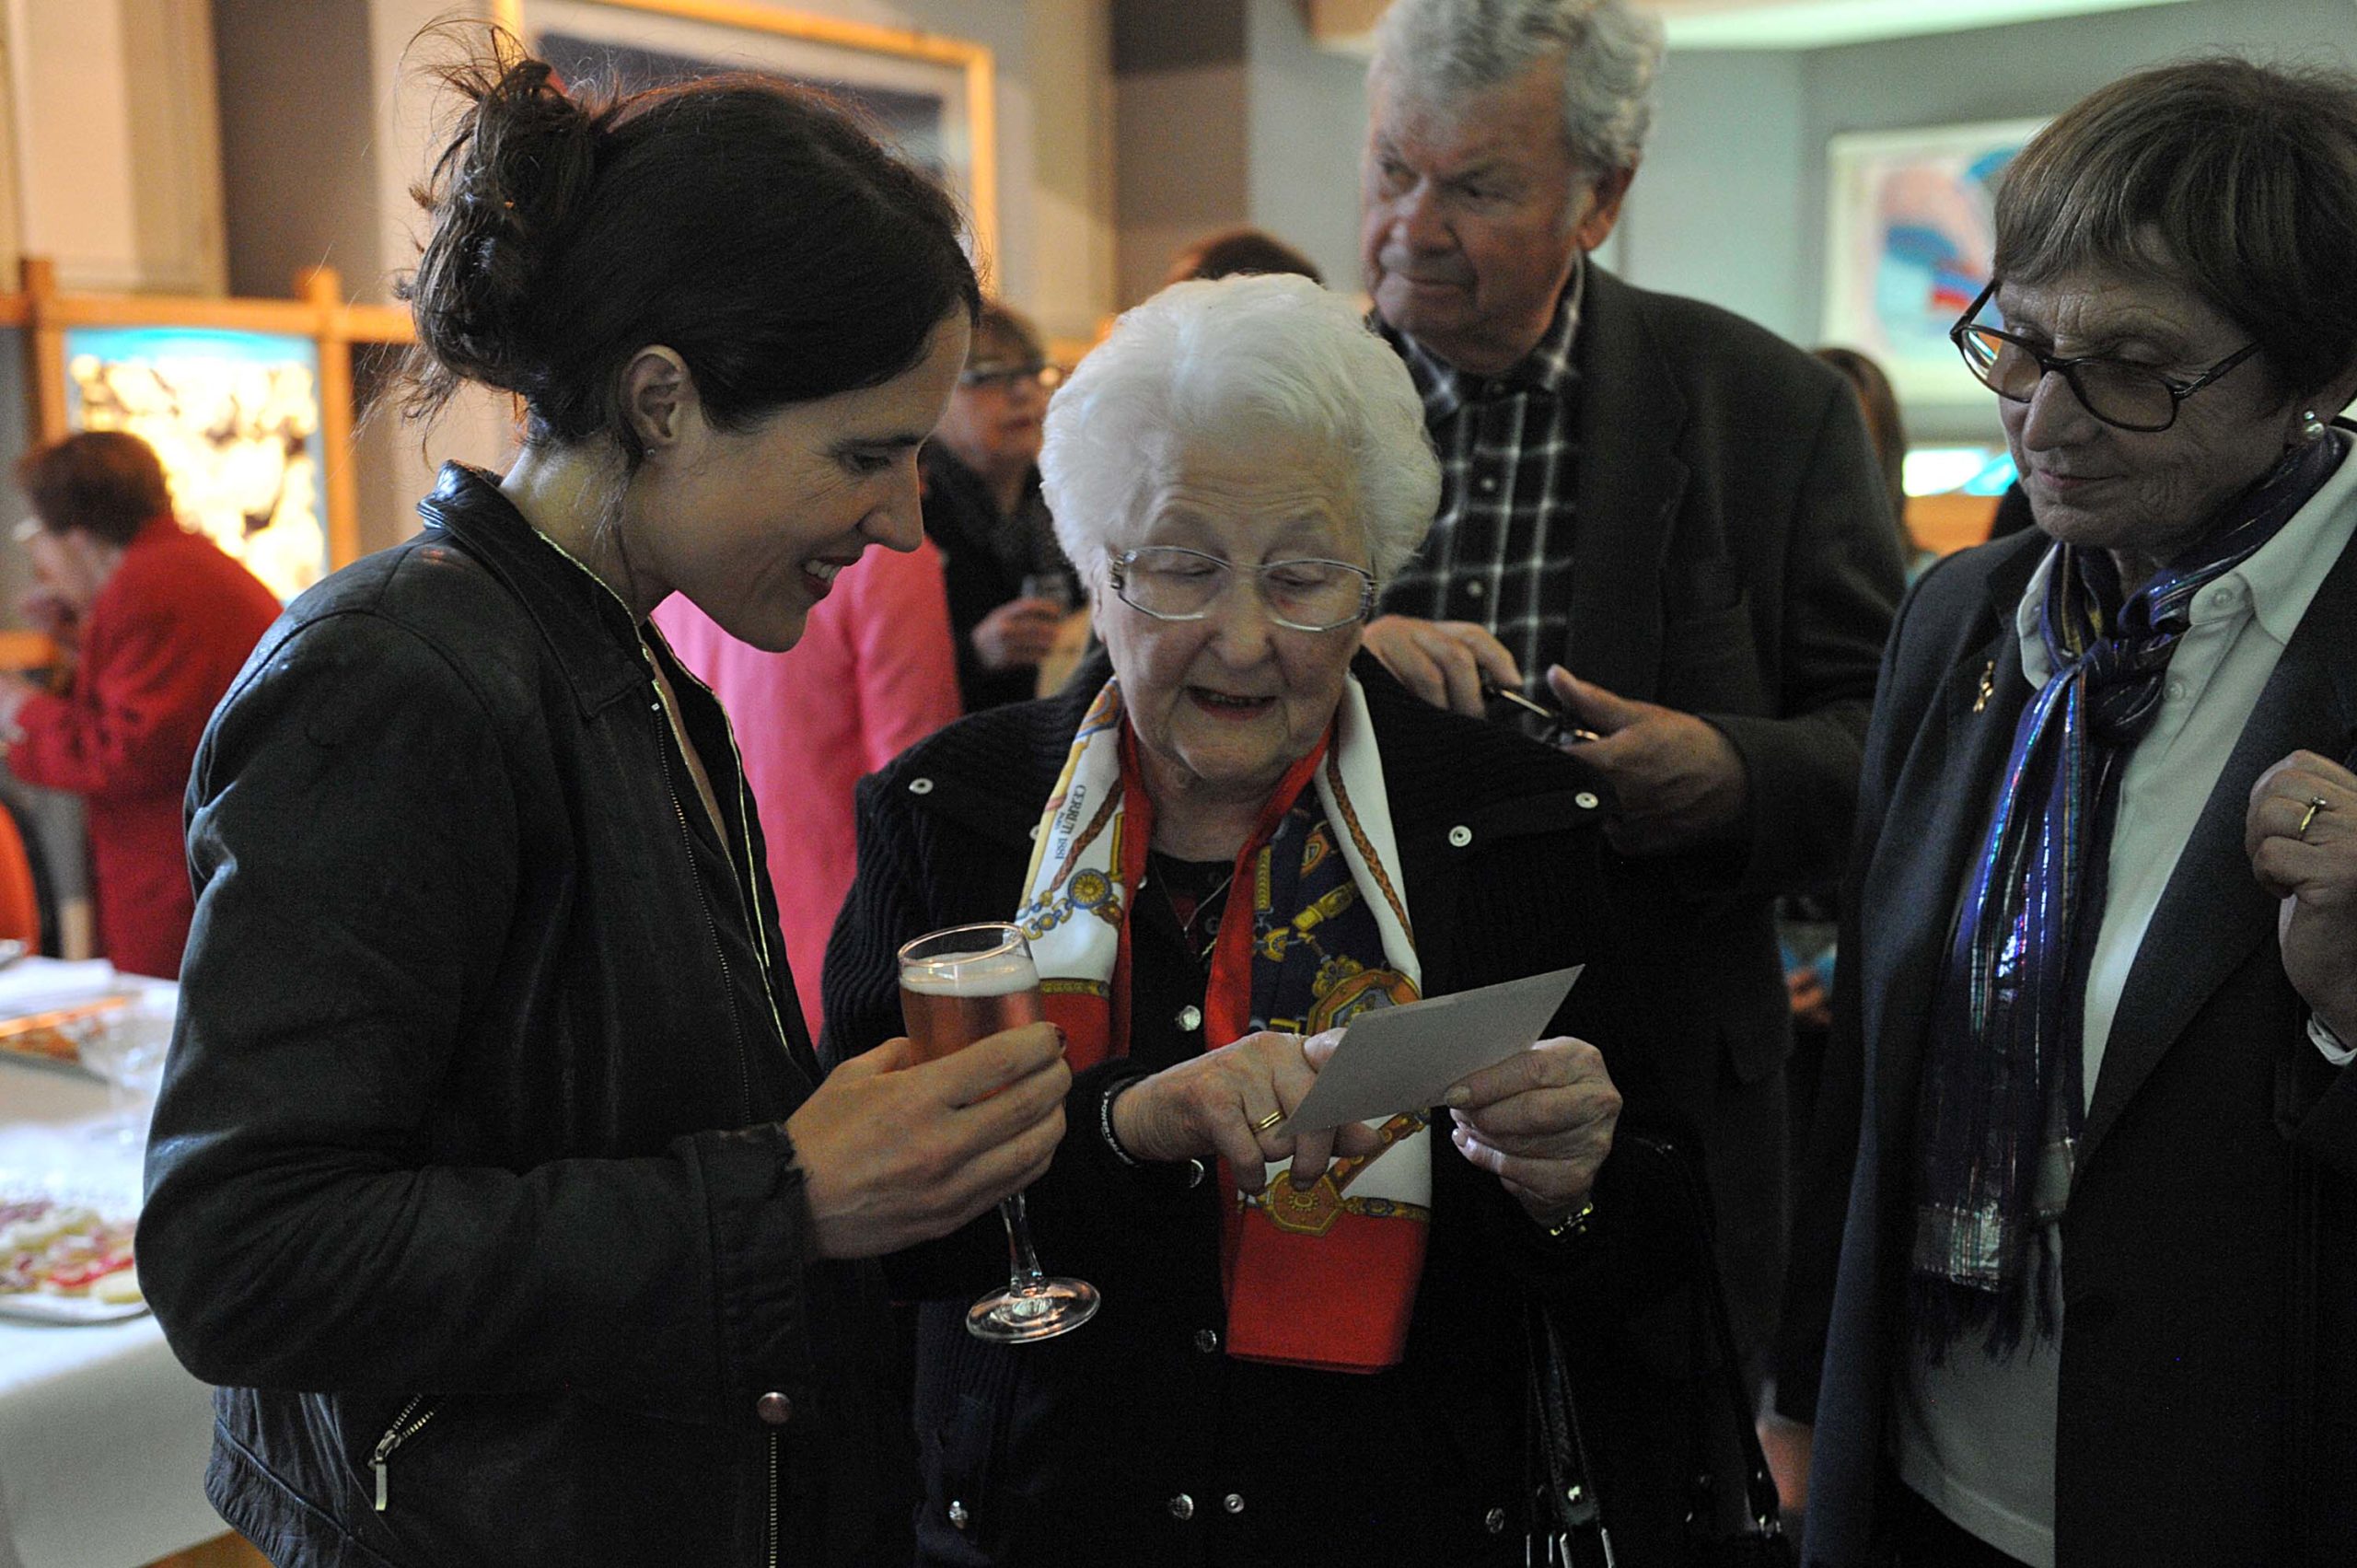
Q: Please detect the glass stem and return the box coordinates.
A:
[998,1191,1047,1293]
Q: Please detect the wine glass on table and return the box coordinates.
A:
[76,993,172,1150]
[898,923,1100,1342]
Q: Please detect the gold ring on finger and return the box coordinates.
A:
[1252,1109,1286,1134]
[2299,794,2329,839]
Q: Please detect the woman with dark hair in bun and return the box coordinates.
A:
[136,36,1069,1566]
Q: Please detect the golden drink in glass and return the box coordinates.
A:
[898,923,1099,1342]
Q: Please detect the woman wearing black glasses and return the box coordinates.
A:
[1781,58,2357,1568]
[922,299,1083,710]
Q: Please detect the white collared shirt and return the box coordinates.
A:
[1895,444,2357,1565]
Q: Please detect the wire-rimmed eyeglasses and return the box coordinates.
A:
[1948,279,2261,434]
[1107,546,1376,633]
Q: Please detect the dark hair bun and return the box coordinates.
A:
[396,27,980,457]
[401,33,601,411]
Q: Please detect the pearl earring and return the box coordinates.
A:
[2301,409,2329,442]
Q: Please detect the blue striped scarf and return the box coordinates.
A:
[1910,431,2347,1359]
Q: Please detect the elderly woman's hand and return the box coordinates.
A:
[1444,1036,1621,1226]
[2247,749,2357,1045]
[1109,1029,1383,1191]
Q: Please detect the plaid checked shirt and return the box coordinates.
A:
[1376,263,1585,709]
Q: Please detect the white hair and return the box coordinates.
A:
[1370,0,1664,176]
[1039,274,1440,592]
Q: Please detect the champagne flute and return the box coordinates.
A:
[1017,572,1074,613]
[899,923,1100,1342]
[76,994,171,1150]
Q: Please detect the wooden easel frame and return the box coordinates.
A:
[5,258,414,575]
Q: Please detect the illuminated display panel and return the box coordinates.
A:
[64,326,329,603]
[1822,119,2046,405]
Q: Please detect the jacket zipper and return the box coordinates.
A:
[369,1395,438,1511]
[640,654,790,1561]
[524,536,795,1562]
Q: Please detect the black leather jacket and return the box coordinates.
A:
[141,465,906,1567]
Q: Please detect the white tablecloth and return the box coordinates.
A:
[0,974,226,1568]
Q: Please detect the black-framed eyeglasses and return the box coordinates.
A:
[958,360,1065,394]
[1107,546,1376,633]
[1948,279,2261,434]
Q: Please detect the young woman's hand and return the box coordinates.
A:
[789,1022,1069,1260]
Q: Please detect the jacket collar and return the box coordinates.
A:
[415,464,650,718]
[1862,534,2048,1151]
[1563,266,1690,698]
[2088,515,2357,1155]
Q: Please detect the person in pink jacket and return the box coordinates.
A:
[655,537,961,1040]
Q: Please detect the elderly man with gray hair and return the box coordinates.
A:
[1356,0,1903,1393]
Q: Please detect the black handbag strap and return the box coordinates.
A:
[1524,1291,1614,1566]
[1625,1131,1790,1558]
[1524,1132,1792,1566]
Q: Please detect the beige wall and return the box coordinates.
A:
[1016,0,1117,345]
[209,0,1118,554]
[1115,62,1249,307]
[3,0,226,295]
[1108,0,1363,311]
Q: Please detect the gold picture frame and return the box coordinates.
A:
[490,0,999,273]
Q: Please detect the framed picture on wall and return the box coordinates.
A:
[499,0,998,269]
[64,326,330,602]
[1822,118,2046,403]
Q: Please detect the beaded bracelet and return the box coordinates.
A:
[1097,1083,1143,1167]
[1099,1083,1208,1188]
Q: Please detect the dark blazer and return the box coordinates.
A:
[1483,266,1902,1367]
[1549,267,1901,1094]
[1778,520,2357,1566]
[823,656,1711,1566]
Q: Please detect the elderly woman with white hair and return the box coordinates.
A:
[823,274,1636,1564]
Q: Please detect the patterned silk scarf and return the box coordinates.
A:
[1910,431,2348,1358]
[1017,674,1429,1372]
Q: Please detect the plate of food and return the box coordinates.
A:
[0,1192,145,1323]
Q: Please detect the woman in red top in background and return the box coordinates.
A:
[0,431,281,977]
